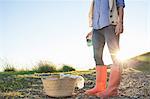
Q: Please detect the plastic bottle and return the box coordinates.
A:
[86,31,93,47]
[87,38,92,47]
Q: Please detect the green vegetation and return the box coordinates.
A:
[0,75,29,92]
[134,65,150,73]
[3,64,16,72]
[34,61,57,73]
[1,61,77,74]
[0,70,92,95]
[134,52,150,62]
[59,64,76,72]
[132,52,150,73]
[0,70,36,76]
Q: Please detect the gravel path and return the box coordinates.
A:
[77,68,150,99]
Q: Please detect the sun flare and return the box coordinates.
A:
[116,51,131,61]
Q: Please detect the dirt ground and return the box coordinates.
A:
[0,68,150,99]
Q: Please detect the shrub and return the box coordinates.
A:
[36,61,57,73]
[60,64,76,72]
[89,67,95,70]
[3,64,16,72]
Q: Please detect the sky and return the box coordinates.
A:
[0,0,150,71]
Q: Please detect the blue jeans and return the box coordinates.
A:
[92,25,120,66]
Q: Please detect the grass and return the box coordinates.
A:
[3,65,16,72]
[131,52,150,73]
[1,91,22,97]
[0,69,93,96]
[33,61,57,73]
[0,70,37,76]
[1,61,77,75]
[58,64,76,72]
[134,65,150,74]
[0,75,30,92]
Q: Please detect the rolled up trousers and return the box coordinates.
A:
[92,25,120,66]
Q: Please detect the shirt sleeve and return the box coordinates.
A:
[116,0,125,8]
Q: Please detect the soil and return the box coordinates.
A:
[0,68,150,99]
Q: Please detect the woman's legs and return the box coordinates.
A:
[96,25,122,98]
[85,28,107,95]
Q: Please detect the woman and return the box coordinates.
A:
[85,0,125,98]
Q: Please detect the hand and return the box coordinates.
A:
[86,31,93,39]
[115,22,124,35]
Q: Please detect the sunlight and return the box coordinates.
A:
[116,50,130,61]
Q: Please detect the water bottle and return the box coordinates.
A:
[87,38,92,47]
[86,31,93,47]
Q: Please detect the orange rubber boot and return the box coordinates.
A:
[85,66,107,95]
[96,65,121,98]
